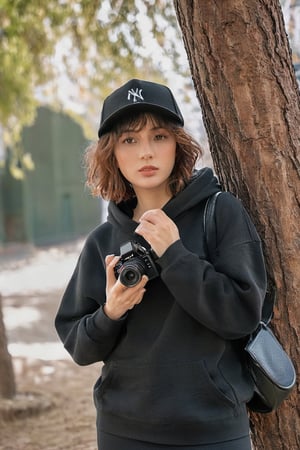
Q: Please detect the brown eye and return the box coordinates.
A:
[155,134,167,141]
[119,136,136,144]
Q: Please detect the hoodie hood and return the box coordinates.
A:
[163,167,220,219]
[107,168,220,234]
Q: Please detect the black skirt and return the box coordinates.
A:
[98,432,252,450]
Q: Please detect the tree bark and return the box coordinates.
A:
[0,294,16,399]
[174,1,299,449]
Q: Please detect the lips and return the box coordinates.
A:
[139,165,158,172]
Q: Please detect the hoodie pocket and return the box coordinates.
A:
[94,360,237,425]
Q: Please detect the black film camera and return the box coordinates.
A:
[114,241,159,287]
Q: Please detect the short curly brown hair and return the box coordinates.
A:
[84,112,203,203]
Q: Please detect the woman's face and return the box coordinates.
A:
[114,117,176,197]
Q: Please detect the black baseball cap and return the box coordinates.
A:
[98,79,184,137]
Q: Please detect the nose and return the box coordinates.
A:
[139,141,154,159]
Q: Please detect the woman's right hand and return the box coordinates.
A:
[103,255,148,320]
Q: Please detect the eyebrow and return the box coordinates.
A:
[119,126,167,134]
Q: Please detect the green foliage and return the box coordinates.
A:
[0,0,69,143]
[0,0,185,153]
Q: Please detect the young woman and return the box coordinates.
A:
[55,79,267,449]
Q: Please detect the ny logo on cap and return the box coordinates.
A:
[128,88,144,103]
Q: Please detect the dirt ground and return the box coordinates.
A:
[0,243,102,450]
[0,348,100,450]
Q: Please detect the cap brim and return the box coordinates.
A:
[98,103,184,137]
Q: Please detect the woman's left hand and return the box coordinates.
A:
[135,209,180,257]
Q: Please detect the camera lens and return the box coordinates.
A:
[119,259,146,287]
[120,268,141,287]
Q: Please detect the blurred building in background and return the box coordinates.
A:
[0,107,101,247]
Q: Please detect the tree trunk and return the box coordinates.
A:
[174,1,299,449]
[0,294,16,399]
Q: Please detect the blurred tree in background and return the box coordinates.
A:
[0,0,188,152]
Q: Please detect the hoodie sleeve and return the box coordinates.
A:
[54,233,127,365]
[157,192,267,340]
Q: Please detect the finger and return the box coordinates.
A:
[106,255,120,285]
[126,275,148,290]
[141,275,149,286]
[135,219,152,232]
[117,279,130,291]
[136,289,146,304]
[105,254,115,269]
[127,288,146,309]
[139,209,163,223]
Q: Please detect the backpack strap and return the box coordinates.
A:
[203,191,222,261]
[261,288,275,325]
[203,191,274,325]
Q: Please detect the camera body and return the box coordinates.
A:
[114,241,159,287]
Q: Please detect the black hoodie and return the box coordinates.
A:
[55,168,267,445]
